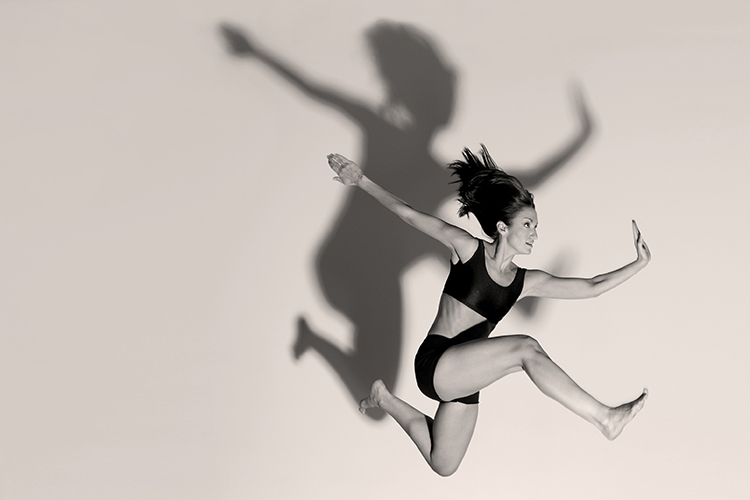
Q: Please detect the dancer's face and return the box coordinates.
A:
[502,206,538,255]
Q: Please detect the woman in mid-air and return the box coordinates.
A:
[326,147,650,477]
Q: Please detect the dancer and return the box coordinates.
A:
[327,148,650,476]
[219,22,593,419]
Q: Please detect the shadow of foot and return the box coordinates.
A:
[294,316,387,421]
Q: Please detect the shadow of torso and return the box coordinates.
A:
[314,118,454,417]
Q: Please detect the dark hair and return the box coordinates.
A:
[449,145,535,238]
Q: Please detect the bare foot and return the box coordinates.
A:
[292,316,312,360]
[600,389,649,440]
[359,379,389,414]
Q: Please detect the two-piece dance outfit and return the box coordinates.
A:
[414,240,526,405]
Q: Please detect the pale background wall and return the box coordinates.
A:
[1,1,748,499]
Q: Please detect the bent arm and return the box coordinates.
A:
[514,84,592,189]
[522,220,651,299]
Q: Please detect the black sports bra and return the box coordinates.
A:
[442,240,526,324]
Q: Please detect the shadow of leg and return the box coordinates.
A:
[293,316,389,420]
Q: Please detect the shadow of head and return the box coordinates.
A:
[367,21,456,132]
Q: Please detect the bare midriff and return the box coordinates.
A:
[426,293,493,339]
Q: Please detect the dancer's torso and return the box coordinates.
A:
[428,240,526,339]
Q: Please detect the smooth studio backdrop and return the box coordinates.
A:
[1,1,748,499]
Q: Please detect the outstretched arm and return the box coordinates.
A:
[328,153,473,254]
[522,220,651,299]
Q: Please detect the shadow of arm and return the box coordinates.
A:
[218,23,373,123]
[514,83,594,189]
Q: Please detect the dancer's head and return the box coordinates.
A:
[450,145,536,240]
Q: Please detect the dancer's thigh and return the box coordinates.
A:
[430,401,479,476]
[433,334,531,402]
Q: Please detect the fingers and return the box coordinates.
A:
[631,219,652,260]
[632,219,651,258]
[327,153,356,173]
[327,153,361,186]
[327,154,342,171]
[327,154,352,185]
[632,219,641,241]
[327,153,351,162]
[327,153,348,166]
[326,153,339,168]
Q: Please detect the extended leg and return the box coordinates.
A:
[434,334,647,440]
[360,380,478,476]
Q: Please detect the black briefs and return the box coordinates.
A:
[414,320,495,405]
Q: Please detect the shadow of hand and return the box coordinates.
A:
[570,82,592,134]
[218,23,256,57]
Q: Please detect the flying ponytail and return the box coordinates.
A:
[449,145,534,238]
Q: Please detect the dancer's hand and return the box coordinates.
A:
[632,220,651,264]
[328,153,363,186]
[219,23,257,57]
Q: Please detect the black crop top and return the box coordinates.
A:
[443,240,526,324]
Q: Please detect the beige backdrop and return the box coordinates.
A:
[1,1,749,499]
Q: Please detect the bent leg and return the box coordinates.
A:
[429,401,479,476]
[360,380,478,476]
[432,334,530,401]
[434,334,647,439]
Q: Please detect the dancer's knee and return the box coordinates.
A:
[516,335,547,361]
[431,458,460,477]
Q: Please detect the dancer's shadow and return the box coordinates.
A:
[219,21,592,420]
